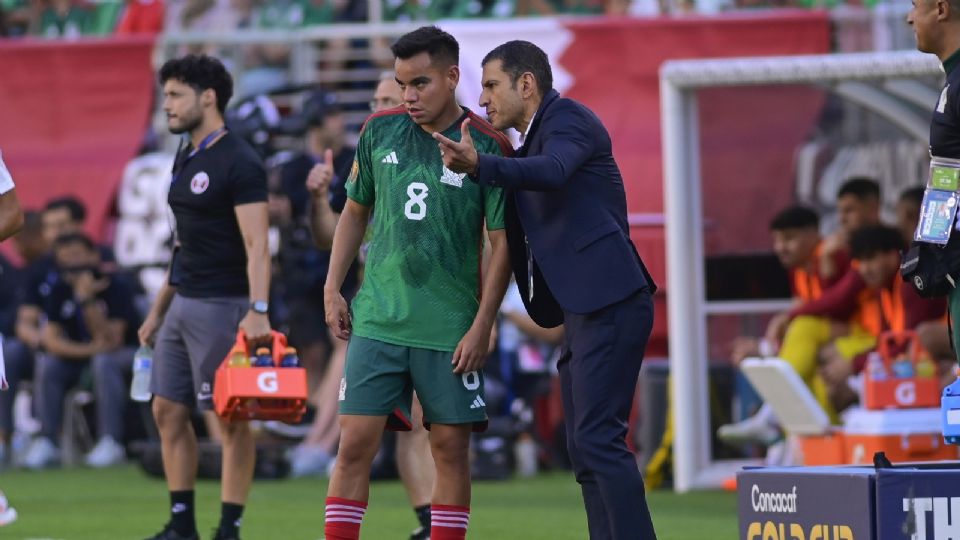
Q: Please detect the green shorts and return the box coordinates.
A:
[339,335,488,432]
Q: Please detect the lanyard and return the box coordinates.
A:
[171,126,227,184]
[879,278,905,333]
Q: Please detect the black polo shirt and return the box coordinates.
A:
[44,277,141,349]
[931,48,960,159]
[168,131,268,298]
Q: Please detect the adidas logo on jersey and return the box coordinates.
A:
[381,151,399,164]
[441,165,465,188]
[469,395,486,409]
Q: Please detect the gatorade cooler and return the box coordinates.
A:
[842,407,957,464]
[863,331,939,410]
[213,330,308,422]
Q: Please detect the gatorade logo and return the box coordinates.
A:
[257,371,279,393]
[895,381,917,406]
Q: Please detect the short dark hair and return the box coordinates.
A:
[898,185,925,206]
[44,196,86,223]
[52,231,96,252]
[838,177,881,202]
[849,225,904,259]
[391,26,459,68]
[159,54,234,114]
[21,210,42,234]
[482,40,553,97]
[769,205,819,232]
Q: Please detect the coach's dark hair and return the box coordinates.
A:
[44,196,86,223]
[159,54,234,114]
[482,40,553,98]
[391,26,459,67]
[849,225,904,259]
[898,185,925,207]
[769,205,819,232]
[838,177,881,202]
[52,231,96,252]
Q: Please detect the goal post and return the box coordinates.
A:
[659,50,943,493]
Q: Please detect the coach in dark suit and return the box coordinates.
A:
[435,40,657,540]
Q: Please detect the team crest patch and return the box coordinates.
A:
[440,165,465,188]
[190,171,210,194]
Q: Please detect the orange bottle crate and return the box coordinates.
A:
[862,331,939,410]
[213,330,308,422]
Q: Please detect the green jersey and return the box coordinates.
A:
[346,107,511,351]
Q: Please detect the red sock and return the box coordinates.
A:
[431,504,470,540]
[324,497,367,540]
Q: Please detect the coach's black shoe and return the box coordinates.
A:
[409,525,430,539]
[143,523,200,540]
[211,527,240,540]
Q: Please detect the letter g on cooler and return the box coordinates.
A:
[257,371,279,393]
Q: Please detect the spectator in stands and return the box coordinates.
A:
[115,0,165,35]
[164,0,241,54]
[21,232,142,469]
[34,0,92,39]
[895,185,924,245]
[819,225,946,411]
[0,210,43,466]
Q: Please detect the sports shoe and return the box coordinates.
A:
[409,525,430,539]
[0,490,17,527]
[85,436,126,468]
[142,523,199,540]
[21,437,59,470]
[288,444,332,478]
[717,411,780,446]
[211,527,240,540]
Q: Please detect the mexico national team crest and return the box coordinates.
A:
[190,171,210,194]
[440,165,465,188]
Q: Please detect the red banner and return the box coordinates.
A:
[0,37,155,241]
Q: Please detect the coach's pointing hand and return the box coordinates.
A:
[433,118,478,175]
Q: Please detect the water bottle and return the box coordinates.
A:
[130,346,153,402]
[866,352,887,381]
[252,347,274,367]
[280,347,300,368]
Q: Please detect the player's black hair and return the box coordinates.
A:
[482,40,554,98]
[898,185,925,207]
[44,196,86,223]
[391,26,459,68]
[769,205,819,232]
[838,177,881,202]
[159,54,234,114]
[52,231,96,252]
[849,225,905,259]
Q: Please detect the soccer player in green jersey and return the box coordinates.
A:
[320,26,513,540]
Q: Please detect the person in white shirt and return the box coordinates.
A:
[0,152,23,242]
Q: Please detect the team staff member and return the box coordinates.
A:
[322,27,512,540]
[909,0,960,363]
[138,55,271,540]
[436,41,657,539]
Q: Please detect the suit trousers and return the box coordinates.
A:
[559,289,657,540]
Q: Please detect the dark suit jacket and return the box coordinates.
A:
[475,90,656,328]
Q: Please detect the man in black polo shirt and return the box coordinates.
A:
[19,232,141,470]
[138,55,271,540]
[909,0,960,360]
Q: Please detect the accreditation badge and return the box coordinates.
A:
[916,189,958,244]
